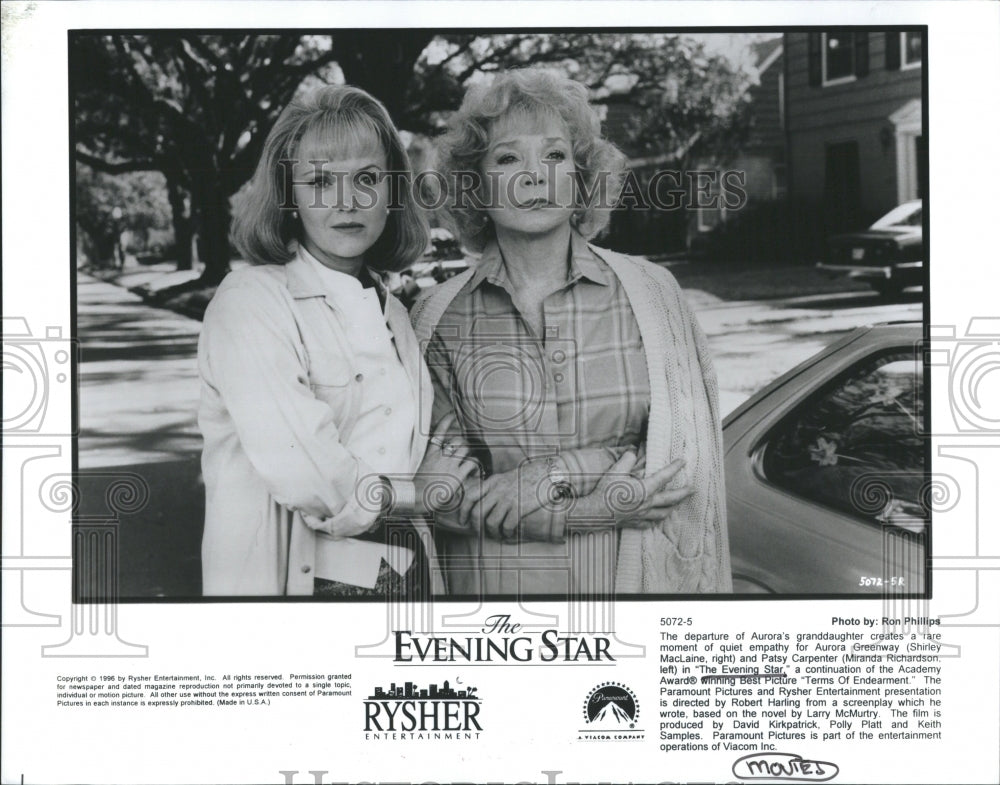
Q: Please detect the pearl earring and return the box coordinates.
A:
[292,210,299,220]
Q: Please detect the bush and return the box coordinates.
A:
[691,200,827,265]
[75,164,175,266]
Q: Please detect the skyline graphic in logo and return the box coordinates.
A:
[364,679,483,737]
[367,679,479,700]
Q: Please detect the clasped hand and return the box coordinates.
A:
[411,412,481,517]
[436,450,693,540]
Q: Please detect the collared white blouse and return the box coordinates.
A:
[197,248,437,596]
[299,247,418,586]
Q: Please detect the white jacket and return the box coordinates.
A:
[198,254,440,596]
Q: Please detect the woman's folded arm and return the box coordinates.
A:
[201,280,383,538]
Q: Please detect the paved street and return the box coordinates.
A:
[694,288,923,416]
[77,273,923,463]
[77,274,203,468]
[75,271,921,596]
[76,274,204,597]
[77,273,920,464]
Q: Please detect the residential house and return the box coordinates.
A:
[685,36,786,256]
[599,38,786,257]
[784,30,924,233]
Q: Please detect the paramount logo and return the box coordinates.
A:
[363,680,483,740]
[578,682,645,742]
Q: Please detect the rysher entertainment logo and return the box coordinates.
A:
[363,680,482,740]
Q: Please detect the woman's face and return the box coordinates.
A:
[480,113,577,239]
[291,127,390,272]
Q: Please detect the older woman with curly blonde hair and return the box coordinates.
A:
[412,68,731,597]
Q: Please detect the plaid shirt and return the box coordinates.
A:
[425,231,651,593]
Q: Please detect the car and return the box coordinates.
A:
[723,322,927,594]
[425,226,463,261]
[390,227,470,309]
[817,199,923,297]
[134,242,173,266]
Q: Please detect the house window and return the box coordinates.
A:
[901,32,923,69]
[823,32,856,85]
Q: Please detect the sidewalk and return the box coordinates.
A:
[84,260,203,294]
[78,273,203,467]
[77,272,204,597]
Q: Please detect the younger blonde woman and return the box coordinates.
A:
[199,85,475,597]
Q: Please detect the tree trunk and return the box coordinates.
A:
[196,178,232,286]
[334,32,434,126]
[79,225,118,268]
[166,176,194,271]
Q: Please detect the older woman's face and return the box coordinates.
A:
[480,113,577,239]
[291,127,390,271]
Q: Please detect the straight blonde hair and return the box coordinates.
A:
[232,85,428,272]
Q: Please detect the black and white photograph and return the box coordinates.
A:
[3,3,998,784]
[69,28,927,600]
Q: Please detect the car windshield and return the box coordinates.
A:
[870,201,922,229]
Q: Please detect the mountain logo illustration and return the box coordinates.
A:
[594,700,632,724]
[583,682,639,728]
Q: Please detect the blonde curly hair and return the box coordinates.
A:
[435,68,627,252]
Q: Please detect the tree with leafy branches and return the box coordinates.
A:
[74,31,752,283]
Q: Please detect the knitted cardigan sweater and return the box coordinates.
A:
[411,243,732,593]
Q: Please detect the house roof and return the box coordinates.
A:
[751,37,783,76]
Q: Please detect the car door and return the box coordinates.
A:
[724,326,927,594]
